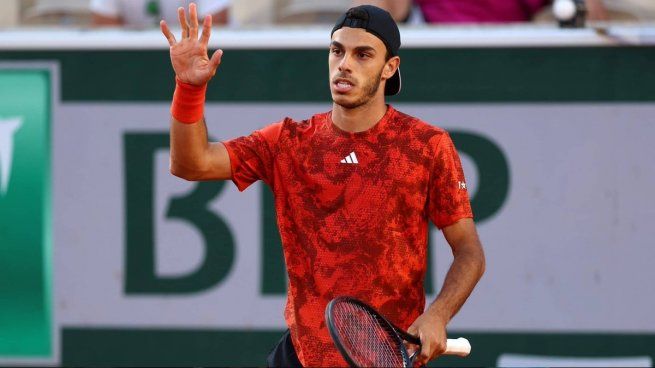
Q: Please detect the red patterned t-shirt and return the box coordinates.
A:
[223,105,473,367]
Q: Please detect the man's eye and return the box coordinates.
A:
[331,48,341,54]
[359,53,370,58]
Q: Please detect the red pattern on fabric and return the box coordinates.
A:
[223,106,473,367]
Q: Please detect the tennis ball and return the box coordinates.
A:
[553,0,577,21]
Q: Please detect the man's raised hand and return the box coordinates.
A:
[160,2,223,86]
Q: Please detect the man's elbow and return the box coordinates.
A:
[473,244,486,280]
[477,251,486,279]
[457,244,486,280]
[170,161,205,181]
[170,166,195,181]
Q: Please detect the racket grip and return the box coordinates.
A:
[445,337,471,357]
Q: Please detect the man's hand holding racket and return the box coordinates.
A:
[406,310,449,366]
[160,2,223,86]
[326,297,470,367]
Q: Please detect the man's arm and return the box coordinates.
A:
[210,8,229,25]
[585,0,609,21]
[160,3,231,181]
[168,119,231,181]
[90,0,123,26]
[91,12,123,26]
[407,217,485,366]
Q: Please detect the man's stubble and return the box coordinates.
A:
[334,66,384,110]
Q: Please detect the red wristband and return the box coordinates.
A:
[171,78,207,124]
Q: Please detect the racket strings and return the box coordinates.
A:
[332,302,408,367]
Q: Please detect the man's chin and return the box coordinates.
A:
[331,94,361,109]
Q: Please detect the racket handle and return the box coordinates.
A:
[445,337,471,357]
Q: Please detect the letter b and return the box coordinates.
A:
[123,133,234,294]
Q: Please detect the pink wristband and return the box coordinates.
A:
[171,78,207,124]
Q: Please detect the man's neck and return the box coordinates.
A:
[331,98,388,133]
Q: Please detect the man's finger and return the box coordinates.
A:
[189,2,199,39]
[178,7,189,38]
[160,20,176,46]
[199,15,212,45]
[417,336,431,365]
[416,349,431,366]
[433,338,447,357]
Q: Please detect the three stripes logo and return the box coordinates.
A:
[340,151,359,164]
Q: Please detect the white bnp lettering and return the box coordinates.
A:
[0,117,23,196]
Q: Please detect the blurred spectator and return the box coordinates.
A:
[257,0,655,24]
[414,0,550,23]
[415,0,644,23]
[535,0,655,22]
[617,0,655,21]
[0,0,19,27]
[274,0,349,24]
[351,0,550,23]
[91,0,230,28]
[351,0,413,22]
[20,0,92,26]
[585,0,609,20]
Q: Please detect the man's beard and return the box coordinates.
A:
[334,68,383,109]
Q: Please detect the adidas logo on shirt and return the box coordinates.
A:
[340,151,359,164]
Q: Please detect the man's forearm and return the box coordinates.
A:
[169,116,211,178]
[168,74,211,178]
[426,246,485,323]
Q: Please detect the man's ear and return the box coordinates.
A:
[382,56,400,80]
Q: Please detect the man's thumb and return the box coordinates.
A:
[210,49,223,70]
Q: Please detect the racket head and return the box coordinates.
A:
[325,296,413,368]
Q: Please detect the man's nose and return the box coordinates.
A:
[338,54,352,73]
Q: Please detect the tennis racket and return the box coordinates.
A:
[325,296,471,367]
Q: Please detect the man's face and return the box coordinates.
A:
[329,28,394,109]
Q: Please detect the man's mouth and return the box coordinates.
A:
[333,78,355,93]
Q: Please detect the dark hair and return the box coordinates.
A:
[346,8,369,21]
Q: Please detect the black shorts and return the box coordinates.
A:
[266,330,303,368]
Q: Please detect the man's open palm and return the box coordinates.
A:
[160,3,223,86]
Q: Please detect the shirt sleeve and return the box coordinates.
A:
[427,132,474,229]
[222,121,284,192]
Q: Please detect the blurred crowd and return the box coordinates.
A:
[1,0,655,28]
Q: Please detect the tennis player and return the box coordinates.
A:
[161,3,485,367]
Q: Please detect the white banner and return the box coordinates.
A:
[54,102,655,332]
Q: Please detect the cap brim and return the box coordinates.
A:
[384,68,401,96]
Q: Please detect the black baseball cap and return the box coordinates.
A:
[331,5,402,96]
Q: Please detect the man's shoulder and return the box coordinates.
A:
[391,107,448,140]
[275,111,331,136]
